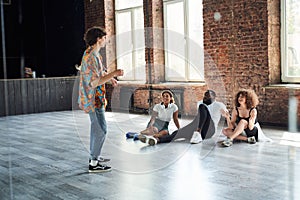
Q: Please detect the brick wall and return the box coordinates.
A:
[84,0,105,29]
[202,0,299,127]
[84,0,300,128]
[203,0,269,101]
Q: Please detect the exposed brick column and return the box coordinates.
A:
[104,0,117,72]
[152,0,165,83]
[144,0,165,84]
[144,0,154,84]
[268,0,280,84]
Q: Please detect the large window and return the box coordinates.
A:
[115,0,146,81]
[163,0,204,81]
[281,0,300,82]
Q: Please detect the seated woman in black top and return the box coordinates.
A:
[222,89,259,147]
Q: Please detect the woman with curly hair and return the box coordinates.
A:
[221,89,259,147]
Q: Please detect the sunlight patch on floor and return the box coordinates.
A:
[280,132,300,147]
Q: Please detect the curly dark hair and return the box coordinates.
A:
[84,26,106,47]
[234,89,259,109]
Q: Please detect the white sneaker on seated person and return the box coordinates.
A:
[139,135,157,146]
[190,131,202,144]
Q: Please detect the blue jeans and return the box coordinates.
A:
[89,107,107,160]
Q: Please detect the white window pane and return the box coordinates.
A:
[134,8,146,80]
[286,0,300,77]
[119,54,134,80]
[164,1,186,81]
[188,0,204,80]
[134,8,144,31]
[116,8,145,81]
[166,53,186,80]
[282,0,300,82]
[188,43,204,80]
[188,0,203,46]
[135,50,146,80]
[115,0,142,10]
[165,2,184,34]
[116,12,134,80]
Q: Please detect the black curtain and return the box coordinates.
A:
[0,0,85,79]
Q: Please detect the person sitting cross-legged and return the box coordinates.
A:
[221,89,259,147]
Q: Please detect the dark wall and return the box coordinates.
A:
[0,77,76,116]
[0,0,85,79]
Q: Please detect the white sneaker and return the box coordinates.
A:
[247,136,256,144]
[148,136,157,146]
[190,131,202,144]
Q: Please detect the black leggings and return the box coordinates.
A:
[158,104,215,143]
[244,126,258,141]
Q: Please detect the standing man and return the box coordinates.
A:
[78,26,124,172]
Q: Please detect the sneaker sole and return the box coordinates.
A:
[221,142,232,147]
[98,159,110,163]
[222,143,232,147]
[90,158,110,163]
[148,139,156,146]
[88,168,112,173]
[248,137,256,144]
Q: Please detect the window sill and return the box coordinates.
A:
[116,80,206,87]
[265,84,300,89]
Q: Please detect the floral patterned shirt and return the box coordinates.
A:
[78,47,106,113]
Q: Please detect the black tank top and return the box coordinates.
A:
[235,107,257,124]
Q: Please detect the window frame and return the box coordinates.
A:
[115,4,146,81]
[163,0,204,82]
[281,0,300,83]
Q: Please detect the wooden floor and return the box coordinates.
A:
[1,110,300,200]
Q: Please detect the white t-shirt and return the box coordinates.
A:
[153,103,178,122]
[197,100,227,129]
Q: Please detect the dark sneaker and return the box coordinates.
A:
[222,138,233,147]
[98,157,110,162]
[89,163,112,173]
[133,133,140,141]
[126,132,137,139]
[247,136,256,144]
